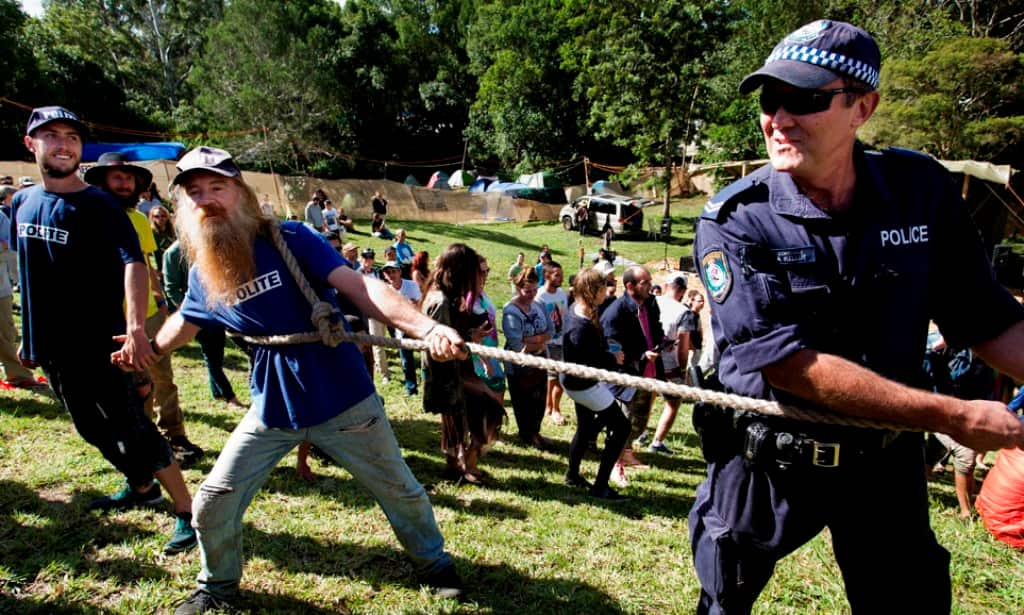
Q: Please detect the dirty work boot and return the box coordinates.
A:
[164,512,197,554]
[422,563,464,600]
[88,480,164,511]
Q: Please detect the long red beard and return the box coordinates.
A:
[178,201,262,307]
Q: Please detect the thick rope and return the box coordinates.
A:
[242,223,917,433]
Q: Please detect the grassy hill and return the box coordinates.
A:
[2,204,1023,614]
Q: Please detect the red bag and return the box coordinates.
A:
[976,447,1024,549]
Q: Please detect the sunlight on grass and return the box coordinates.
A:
[3,211,1024,613]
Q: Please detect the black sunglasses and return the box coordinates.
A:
[759,87,852,116]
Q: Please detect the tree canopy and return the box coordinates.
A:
[3,0,1024,179]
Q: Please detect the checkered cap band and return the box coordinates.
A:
[767,44,879,89]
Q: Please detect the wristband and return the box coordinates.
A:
[421,323,437,339]
[156,298,167,308]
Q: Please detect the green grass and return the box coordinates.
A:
[3,203,1024,613]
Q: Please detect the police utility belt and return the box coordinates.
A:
[694,404,899,471]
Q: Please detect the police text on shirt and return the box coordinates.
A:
[880,225,928,247]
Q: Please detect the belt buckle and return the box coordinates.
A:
[811,441,840,467]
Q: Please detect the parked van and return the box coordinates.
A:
[560,194,653,237]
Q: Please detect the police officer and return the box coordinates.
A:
[689,20,1024,613]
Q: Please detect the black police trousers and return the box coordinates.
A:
[42,354,175,489]
[688,432,950,614]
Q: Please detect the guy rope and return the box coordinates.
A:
[237,223,918,433]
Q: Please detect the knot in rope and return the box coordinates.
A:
[227,221,921,434]
[310,301,342,347]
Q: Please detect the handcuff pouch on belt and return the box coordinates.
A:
[743,420,843,470]
[694,404,847,470]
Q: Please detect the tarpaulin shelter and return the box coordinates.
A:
[82,142,185,163]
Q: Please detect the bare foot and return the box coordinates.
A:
[620,448,649,469]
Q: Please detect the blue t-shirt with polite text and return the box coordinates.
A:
[12,184,143,362]
[179,221,375,429]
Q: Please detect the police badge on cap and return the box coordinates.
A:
[739,20,881,94]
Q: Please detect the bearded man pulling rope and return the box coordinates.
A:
[114,146,467,615]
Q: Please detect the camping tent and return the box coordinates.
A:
[448,169,474,188]
[517,171,562,189]
[426,170,451,190]
[469,176,495,193]
[486,181,529,194]
[591,179,625,195]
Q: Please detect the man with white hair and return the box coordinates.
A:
[133,146,466,614]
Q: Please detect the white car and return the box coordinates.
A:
[560,194,653,237]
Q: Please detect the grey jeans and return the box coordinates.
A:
[193,394,452,599]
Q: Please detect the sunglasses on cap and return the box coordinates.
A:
[759,87,853,116]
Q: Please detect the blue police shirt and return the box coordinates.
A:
[12,184,143,362]
[695,146,1024,408]
[179,221,375,429]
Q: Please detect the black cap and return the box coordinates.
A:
[739,20,881,94]
[26,106,88,138]
[667,274,688,289]
[84,152,153,189]
[360,247,375,258]
[172,146,242,185]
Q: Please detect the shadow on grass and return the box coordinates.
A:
[390,416,700,520]
[182,407,241,435]
[0,480,171,592]
[173,340,250,372]
[399,221,544,254]
[0,596,102,614]
[246,526,626,614]
[927,471,972,512]
[0,392,64,421]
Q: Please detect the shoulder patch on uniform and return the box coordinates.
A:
[701,249,732,304]
[701,173,764,221]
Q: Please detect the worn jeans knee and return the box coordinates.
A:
[310,395,450,574]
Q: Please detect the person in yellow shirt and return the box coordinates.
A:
[85,153,203,466]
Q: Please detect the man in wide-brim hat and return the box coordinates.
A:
[84,151,153,199]
[85,151,206,470]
